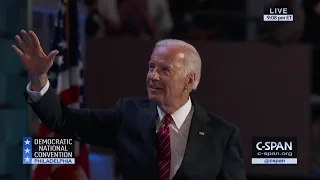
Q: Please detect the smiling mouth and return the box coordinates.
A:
[149,85,162,90]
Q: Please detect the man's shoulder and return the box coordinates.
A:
[192,98,239,134]
[204,113,242,147]
[207,113,239,134]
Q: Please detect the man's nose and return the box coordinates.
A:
[150,71,160,81]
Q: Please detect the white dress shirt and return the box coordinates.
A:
[26,80,50,102]
[156,98,193,179]
[26,80,194,179]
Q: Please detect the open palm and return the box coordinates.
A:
[12,30,59,76]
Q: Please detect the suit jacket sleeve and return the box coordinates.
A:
[24,85,122,148]
[217,127,246,180]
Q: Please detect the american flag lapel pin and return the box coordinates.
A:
[199,132,205,136]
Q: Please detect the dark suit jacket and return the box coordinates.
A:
[24,86,246,180]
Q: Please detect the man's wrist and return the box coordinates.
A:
[29,74,48,91]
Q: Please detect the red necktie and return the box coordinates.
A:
[157,114,173,180]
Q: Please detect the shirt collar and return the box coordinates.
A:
[157,97,192,129]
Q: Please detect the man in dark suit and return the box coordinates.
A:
[12,30,246,180]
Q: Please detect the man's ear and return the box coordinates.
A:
[185,72,196,90]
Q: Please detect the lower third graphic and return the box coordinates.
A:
[22,137,75,165]
[251,137,297,165]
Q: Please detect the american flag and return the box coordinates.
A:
[31,0,90,179]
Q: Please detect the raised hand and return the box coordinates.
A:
[12,30,59,76]
[12,30,59,90]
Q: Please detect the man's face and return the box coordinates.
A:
[146,45,189,105]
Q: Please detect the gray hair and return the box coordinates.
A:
[155,39,202,90]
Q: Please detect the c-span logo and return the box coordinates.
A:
[251,137,297,165]
[22,137,75,164]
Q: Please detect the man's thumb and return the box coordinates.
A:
[48,50,59,61]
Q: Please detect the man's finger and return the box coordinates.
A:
[48,50,59,61]
[21,30,33,49]
[12,45,24,57]
[15,35,29,53]
[29,30,41,49]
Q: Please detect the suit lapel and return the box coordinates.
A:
[138,98,212,179]
[174,98,212,178]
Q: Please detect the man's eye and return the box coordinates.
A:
[162,68,169,72]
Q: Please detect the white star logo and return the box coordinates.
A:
[24,139,30,145]
[24,157,30,162]
[24,148,30,153]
